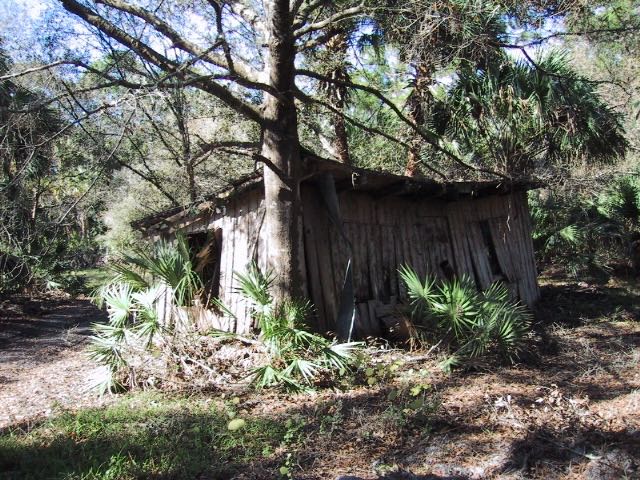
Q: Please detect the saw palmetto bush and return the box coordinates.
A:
[529,192,590,271]
[90,233,202,392]
[92,247,362,393]
[90,283,167,392]
[399,266,532,372]
[108,233,202,306]
[530,174,640,274]
[215,263,363,392]
[427,50,626,180]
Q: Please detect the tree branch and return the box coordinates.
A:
[226,1,267,40]
[297,28,340,52]
[294,5,363,38]
[96,0,258,84]
[68,95,181,205]
[0,61,76,80]
[138,100,182,162]
[295,87,407,147]
[206,0,236,76]
[195,140,260,162]
[297,68,441,142]
[7,81,125,113]
[518,26,640,48]
[60,0,266,125]
[295,87,507,179]
[94,0,281,97]
[296,68,499,176]
[294,88,442,178]
[293,0,329,29]
[498,43,633,97]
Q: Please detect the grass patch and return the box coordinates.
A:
[0,392,288,479]
[0,385,445,479]
[61,269,111,296]
[2,274,638,479]
[75,269,111,291]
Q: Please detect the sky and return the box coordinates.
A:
[0,0,50,59]
[0,0,47,24]
[1,0,107,66]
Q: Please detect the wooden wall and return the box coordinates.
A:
[301,186,539,338]
[160,184,539,338]
[163,186,268,334]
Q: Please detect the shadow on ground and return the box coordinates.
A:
[1,279,638,479]
[536,282,639,327]
[0,296,105,364]
[504,426,639,479]
[1,380,638,480]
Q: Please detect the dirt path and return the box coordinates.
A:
[0,296,112,429]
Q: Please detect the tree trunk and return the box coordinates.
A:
[171,88,197,203]
[262,0,307,302]
[185,159,197,203]
[404,63,431,177]
[326,31,351,164]
[404,142,420,177]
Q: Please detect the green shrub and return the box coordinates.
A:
[399,266,532,372]
[107,232,202,306]
[216,263,364,392]
[530,174,640,275]
[91,248,363,394]
[89,233,202,392]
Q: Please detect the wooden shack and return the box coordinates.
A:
[135,156,540,338]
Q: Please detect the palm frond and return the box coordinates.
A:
[251,364,287,390]
[100,283,134,328]
[398,265,437,322]
[321,341,363,372]
[234,262,274,312]
[285,358,321,384]
[400,267,532,371]
[429,49,626,175]
[89,235,205,391]
[432,276,479,338]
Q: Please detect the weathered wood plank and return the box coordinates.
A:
[399,203,417,276]
[355,194,371,302]
[231,197,249,332]
[312,189,338,331]
[446,202,474,282]
[321,230,340,333]
[355,302,370,339]
[367,223,384,303]
[367,299,382,337]
[301,186,328,332]
[222,200,237,332]
[439,217,455,278]
[487,194,519,297]
[470,224,494,289]
[394,221,408,300]
[257,197,268,274]
[515,192,540,305]
[507,193,531,302]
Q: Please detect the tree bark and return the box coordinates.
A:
[326,31,350,164]
[404,63,431,177]
[262,0,307,302]
[170,89,197,203]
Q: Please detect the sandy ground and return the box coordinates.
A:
[0,296,113,429]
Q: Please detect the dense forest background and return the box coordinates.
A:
[1,0,639,293]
